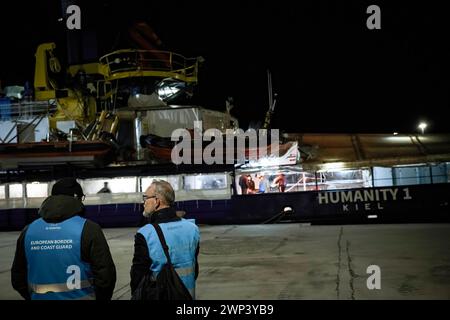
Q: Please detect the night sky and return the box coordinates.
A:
[1,1,448,134]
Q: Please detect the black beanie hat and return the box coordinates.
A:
[51,178,84,198]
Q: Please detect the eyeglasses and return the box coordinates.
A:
[142,194,157,202]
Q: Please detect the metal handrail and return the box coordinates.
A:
[99,49,199,81]
[0,101,55,118]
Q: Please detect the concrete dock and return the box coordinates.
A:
[1,223,450,300]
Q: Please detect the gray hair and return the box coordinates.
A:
[151,180,175,206]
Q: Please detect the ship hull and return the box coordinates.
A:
[1,183,449,230]
[0,140,116,168]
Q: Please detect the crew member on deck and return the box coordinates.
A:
[273,173,286,193]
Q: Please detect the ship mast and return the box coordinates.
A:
[263,70,277,129]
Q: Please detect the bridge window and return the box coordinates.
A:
[81,177,138,195]
[183,174,227,190]
[9,183,23,198]
[141,176,180,192]
[26,182,48,198]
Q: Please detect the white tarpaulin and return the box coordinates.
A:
[143,106,238,137]
[144,107,200,137]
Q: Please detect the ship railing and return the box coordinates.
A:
[0,100,56,144]
[0,189,232,208]
[99,49,199,83]
[0,100,56,120]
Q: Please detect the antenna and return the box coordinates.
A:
[263,70,277,129]
[268,69,273,110]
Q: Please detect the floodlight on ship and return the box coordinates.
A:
[156,79,187,102]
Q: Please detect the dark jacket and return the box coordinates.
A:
[130,207,200,293]
[11,195,117,300]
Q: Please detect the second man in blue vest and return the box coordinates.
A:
[130,180,200,299]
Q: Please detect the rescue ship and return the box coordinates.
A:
[1,22,449,230]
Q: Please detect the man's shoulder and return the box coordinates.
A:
[163,219,199,234]
[83,219,104,234]
[180,219,200,235]
[137,223,154,236]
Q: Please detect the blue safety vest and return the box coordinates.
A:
[259,181,266,193]
[138,219,200,299]
[24,216,95,300]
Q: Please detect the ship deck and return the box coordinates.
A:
[1,223,450,300]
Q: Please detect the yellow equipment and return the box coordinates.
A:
[34,43,59,101]
[33,42,201,141]
[33,43,97,131]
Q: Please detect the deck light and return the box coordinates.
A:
[418,122,427,134]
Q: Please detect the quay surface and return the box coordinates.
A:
[1,223,449,300]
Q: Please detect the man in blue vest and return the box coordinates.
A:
[130,180,200,299]
[11,178,116,300]
[257,174,270,193]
